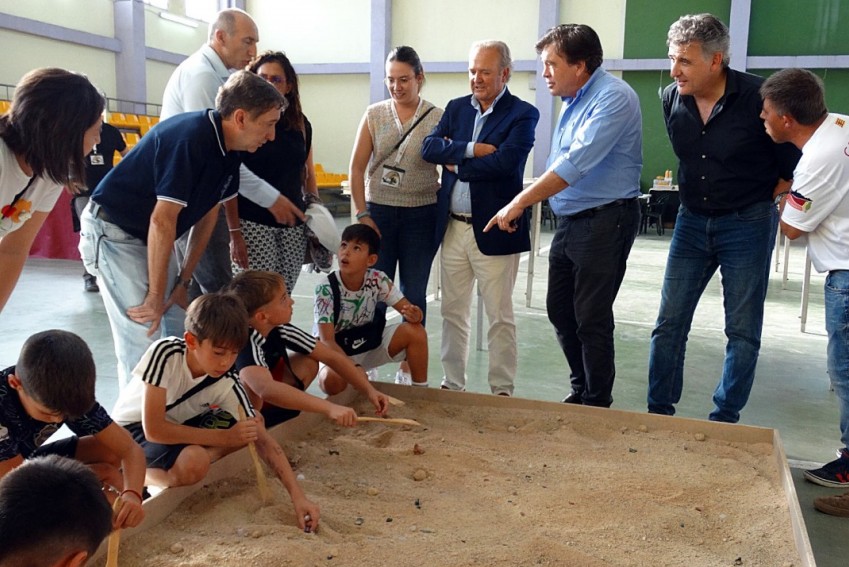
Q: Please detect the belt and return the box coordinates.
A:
[449,212,473,224]
[564,197,636,220]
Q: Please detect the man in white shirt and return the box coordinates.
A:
[761,68,849,516]
[161,8,304,299]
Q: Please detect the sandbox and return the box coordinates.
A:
[96,384,813,566]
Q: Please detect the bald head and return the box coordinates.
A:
[209,8,258,70]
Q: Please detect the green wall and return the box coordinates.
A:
[623,0,730,59]
[749,0,849,55]
[622,0,849,191]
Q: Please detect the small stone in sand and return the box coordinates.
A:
[367,487,379,496]
[413,468,427,481]
[170,543,184,554]
[694,433,706,442]
[637,425,648,433]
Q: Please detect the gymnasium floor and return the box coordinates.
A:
[1,219,843,566]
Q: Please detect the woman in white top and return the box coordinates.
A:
[349,46,443,323]
[0,68,104,313]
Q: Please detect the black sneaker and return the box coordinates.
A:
[83,273,99,293]
[804,454,849,488]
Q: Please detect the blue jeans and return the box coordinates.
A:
[825,271,849,449]
[367,202,437,322]
[647,200,778,422]
[79,204,185,388]
[547,199,640,407]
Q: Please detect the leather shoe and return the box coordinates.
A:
[561,391,583,404]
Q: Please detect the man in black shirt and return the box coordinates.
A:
[75,121,127,292]
[647,14,800,423]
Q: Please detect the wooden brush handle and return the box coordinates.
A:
[357,416,422,426]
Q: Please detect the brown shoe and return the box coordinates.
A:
[814,491,849,517]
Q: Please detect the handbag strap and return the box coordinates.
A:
[165,375,219,412]
[328,271,342,329]
[368,105,435,178]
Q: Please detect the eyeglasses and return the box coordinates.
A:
[260,74,286,85]
[384,76,415,86]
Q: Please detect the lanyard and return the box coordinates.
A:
[389,98,423,165]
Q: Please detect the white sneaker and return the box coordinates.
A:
[366,368,379,382]
[394,370,412,386]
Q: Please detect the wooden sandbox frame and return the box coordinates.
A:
[94,384,815,566]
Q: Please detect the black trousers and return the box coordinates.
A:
[546,199,640,407]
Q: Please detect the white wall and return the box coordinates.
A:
[0,29,117,96]
[247,0,372,63]
[0,0,631,173]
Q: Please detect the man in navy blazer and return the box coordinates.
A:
[422,40,539,396]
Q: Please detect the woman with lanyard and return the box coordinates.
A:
[349,46,443,326]
[0,68,104,314]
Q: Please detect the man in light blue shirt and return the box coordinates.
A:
[485,24,642,407]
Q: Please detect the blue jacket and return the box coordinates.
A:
[421,88,539,256]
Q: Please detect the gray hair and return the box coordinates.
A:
[760,68,827,126]
[208,8,252,41]
[216,70,287,119]
[470,40,513,82]
[667,13,730,67]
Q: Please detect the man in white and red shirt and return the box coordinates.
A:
[760,68,849,516]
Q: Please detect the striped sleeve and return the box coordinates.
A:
[136,338,186,387]
[235,329,268,370]
[276,324,317,355]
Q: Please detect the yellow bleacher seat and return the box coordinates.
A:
[124,132,140,147]
[314,163,348,188]
[109,112,142,134]
[0,100,10,114]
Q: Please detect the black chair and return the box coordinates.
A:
[642,194,668,235]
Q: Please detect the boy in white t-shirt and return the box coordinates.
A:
[111,292,319,532]
[761,68,849,517]
[314,224,429,390]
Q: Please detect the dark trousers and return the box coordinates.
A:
[546,198,640,407]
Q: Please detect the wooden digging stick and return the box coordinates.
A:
[357,416,422,426]
[106,497,124,567]
[238,406,272,504]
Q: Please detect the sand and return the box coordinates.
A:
[109,393,801,567]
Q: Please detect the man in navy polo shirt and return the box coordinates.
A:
[79,71,285,388]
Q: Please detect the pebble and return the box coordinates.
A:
[367,487,379,496]
[298,441,306,449]
[169,543,184,554]
[694,432,706,442]
[419,528,435,533]
[413,443,425,455]
[327,549,339,559]
[354,517,364,526]
[415,498,421,509]
[628,447,638,453]
[719,513,727,521]
[251,530,261,539]
[412,468,427,481]
[236,527,249,537]
[297,473,306,481]
[507,425,518,433]
[637,425,648,433]
[385,517,393,523]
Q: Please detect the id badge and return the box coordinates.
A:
[89,154,105,166]
[381,165,405,189]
